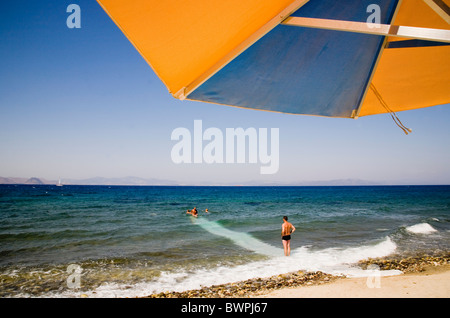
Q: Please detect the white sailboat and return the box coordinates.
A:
[56,177,63,187]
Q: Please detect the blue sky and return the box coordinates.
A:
[1,0,449,185]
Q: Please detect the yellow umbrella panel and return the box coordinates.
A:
[360,0,450,117]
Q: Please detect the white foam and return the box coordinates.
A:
[35,221,402,298]
[405,223,437,235]
[39,235,400,298]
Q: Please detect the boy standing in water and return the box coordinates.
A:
[281,216,296,256]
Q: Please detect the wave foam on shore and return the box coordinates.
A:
[405,223,438,234]
[39,236,400,298]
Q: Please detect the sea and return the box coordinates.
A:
[0,184,449,298]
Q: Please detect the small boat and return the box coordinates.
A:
[56,178,63,187]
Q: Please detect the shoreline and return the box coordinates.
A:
[142,253,449,298]
[262,264,450,298]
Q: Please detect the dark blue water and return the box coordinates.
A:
[0,185,449,297]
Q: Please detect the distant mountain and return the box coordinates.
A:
[63,176,176,186]
[288,178,382,186]
[25,177,44,185]
[0,177,16,184]
[0,177,38,184]
[171,178,383,186]
[0,177,53,185]
[0,176,176,186]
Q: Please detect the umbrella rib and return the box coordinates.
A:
[176,0,310,100]
[422,0,450,24]
[353,0,404,120]
[282,17,450,43]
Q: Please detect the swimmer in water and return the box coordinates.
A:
[186,207,198,217]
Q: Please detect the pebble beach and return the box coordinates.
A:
[143,253,449,298]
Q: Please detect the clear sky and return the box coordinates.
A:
[1,0,449,185]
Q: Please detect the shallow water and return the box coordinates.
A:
[0,185,448,297]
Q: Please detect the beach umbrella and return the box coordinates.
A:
[97,0,449,134]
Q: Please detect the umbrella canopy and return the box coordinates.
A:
[97,0,449,126]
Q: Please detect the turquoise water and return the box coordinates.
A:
[0,185,449,297]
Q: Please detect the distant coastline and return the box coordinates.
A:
[0,176,175,186]
[1,176,448,187]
